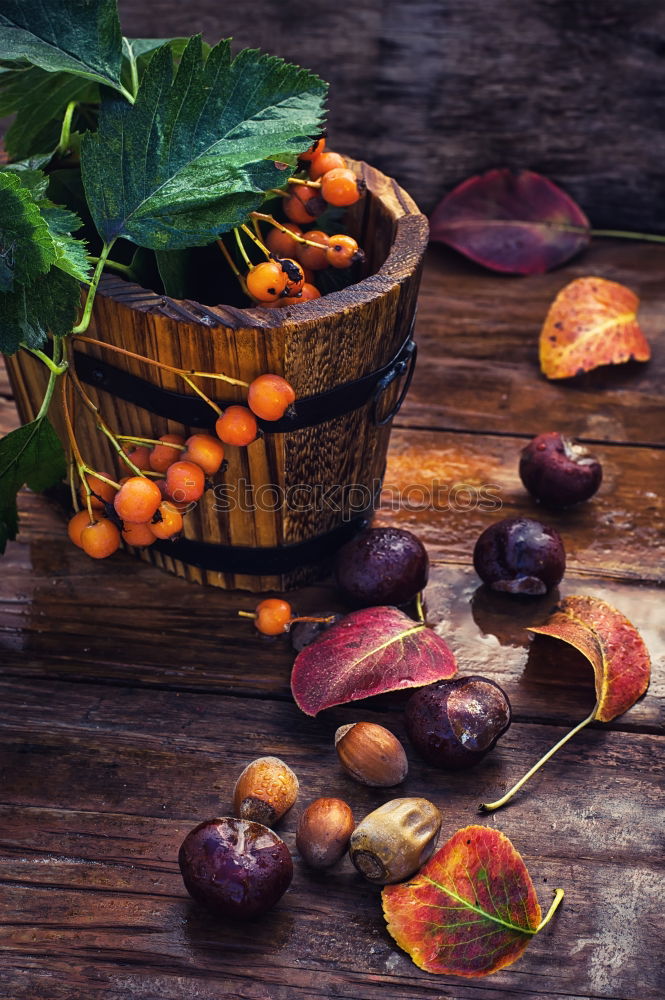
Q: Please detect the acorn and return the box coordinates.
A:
[296,797,355,869]
[232,756,299,827]
[349,797,442,884]
[334,722,408,787]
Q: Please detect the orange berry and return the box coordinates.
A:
[320,167,362,207]
[246,259,288,302]
[295,230,330,270]
[215,406,258,446]
[122,520,157,547]
[80,472,116,510]
[278,282,321,306]
[149,433,185,472]
[265,222,302,258]
[68,510,93,548]
[182,434,225,476]
[278,257,305,295]
[114,476,162,524]
[248,374,296,421]
[326,234,364,268]
[80,519,121,559]
[165,460,206,504]
[309,150,345,180]
[150,502,184,540]
[282,184,323,225]
[298,137,325,162]
[255,598,293,635]
[123,444,151,468]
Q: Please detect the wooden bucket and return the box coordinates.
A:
[7,160,428,592]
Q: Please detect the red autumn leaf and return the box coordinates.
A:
[527,595,651,722]
[481,596,651,812]
[382,825,563,977]
[539,276,651,379]
[429,168,590,274]
[290,606,457,716]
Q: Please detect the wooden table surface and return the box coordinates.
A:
[1,241,663,1000]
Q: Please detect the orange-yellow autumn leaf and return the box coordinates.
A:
[539,276,651,379]
[528,595,651,722]
[382,825,563,977]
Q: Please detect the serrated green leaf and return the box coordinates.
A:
[0,64,98,159]
[0,170,56,289]
[1,165,49,199]
[0,265,81,353]
[0,415,66,553]
[81,36,327,250]
[0,0,124,93]
[39,201,92,281]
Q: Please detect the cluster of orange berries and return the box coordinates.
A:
[246,140,365,307]
[68,374,296,560]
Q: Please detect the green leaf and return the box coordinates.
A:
[0,265,81,353]
[0,416,66,553]
[0,0,124,93]
[81,36,327,250]
[0,64,98,159]
[0,170,56,289]
[1,165,49,199]
[39,201,92,281]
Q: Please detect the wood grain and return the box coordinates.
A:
[1,245,663,1000]
[116,0,665,230]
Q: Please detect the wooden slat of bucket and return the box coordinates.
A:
[5,159,428,591]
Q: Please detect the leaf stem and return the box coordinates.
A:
[590,227,665,244]
[21,343,68,377]
[118,84,136,105]
[88,255,133,276]
[414,591,425,624]
[57,101,77,155]
[535,889,565,932]
[72,240,115,335]
[34,337,65,422]
[479,707,597,812]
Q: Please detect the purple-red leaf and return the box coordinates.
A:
[290,606,457,716]
[429,168,590,274]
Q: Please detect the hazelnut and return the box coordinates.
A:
[233,756,299,827]
[296,797,355,869]
[349,797,442,884]
[334,722,408,787]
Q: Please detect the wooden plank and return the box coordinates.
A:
[116,0,665,229]
[400,242,665,445]
[0,485,662,730]
[0,681,662,999]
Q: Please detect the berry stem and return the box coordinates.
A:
[116,434,186,450]
[65,348,144,477]
[286,176,321,188]
[240,223,271,259]
[180,373,223,417]
[68,453,80,511]
[61,379,95,521]
[238,610,258,620]
[414,592,425,624]
[288,615,337,625]
[233,227,252,269]
[479,706,597,813]
[251,212,332,250]
[216,238,249,294]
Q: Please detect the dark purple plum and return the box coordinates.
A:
[405,676,511,769]
[520,431,602,507]
[473,516,565,595]
[178,817,293,918]
[334,527,429,607]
